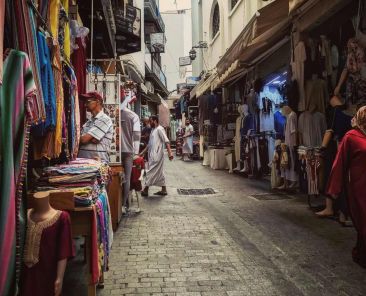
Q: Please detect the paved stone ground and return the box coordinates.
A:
[65,158,366,296]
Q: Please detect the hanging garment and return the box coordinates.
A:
[71,37,87,124]
[11,0,46,122]
[0,50,37,296]
[304,79,328,114]
[298,111,326,147]
[235,115,243,162]
[32,31,56,136]
[274,110,286,140]
[292,41,307,111]
[20,210,75,296]
[285,111,297,147]
[327,129,366,267]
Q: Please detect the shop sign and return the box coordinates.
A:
[114,4,141,38]
[150,33,166,53]
[179,56,192,67]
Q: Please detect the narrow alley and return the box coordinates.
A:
[96,159,366,296]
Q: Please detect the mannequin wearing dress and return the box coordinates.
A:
[234,105,252,171]
[278,106,298,189]
[234,105,245,171]
[21,192,74,296]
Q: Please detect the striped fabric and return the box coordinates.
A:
[78,111,113,162]
[0,49,36,296]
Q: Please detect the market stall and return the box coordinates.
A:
[0,1,120,295]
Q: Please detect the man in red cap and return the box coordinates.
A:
[78,91,113,162]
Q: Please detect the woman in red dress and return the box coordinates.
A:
[327,106,366,267]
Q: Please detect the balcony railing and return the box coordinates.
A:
[152,58,167,87]
[144,0,165,33]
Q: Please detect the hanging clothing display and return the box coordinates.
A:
[304,78,328,114]
[0,50,37,296]
[20,210,75,296]
[291,41,307,111]
[259,98,274,132]
[298,111,327,147]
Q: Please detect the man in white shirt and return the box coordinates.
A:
[182,119,194,161]
[78,92,113,163]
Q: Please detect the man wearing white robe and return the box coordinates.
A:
[141,115,173,196]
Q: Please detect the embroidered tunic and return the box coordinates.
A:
[20,210,74,296]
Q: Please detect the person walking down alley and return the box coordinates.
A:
[140,115,173,196]
[327,106,366,268]
[78,92,113,163]
[182,118,194,161]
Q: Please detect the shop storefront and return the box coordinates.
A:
[193,0,365,202]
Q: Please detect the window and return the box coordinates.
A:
[212,3,220,39]
[231,0,239,10]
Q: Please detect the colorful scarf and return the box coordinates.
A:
[0,49,36,296]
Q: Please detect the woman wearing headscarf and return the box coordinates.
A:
[327,106,366,267]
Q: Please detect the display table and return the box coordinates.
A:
[207,147,232,170]
[108,164,123,231]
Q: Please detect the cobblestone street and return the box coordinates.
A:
[89,158,366,296]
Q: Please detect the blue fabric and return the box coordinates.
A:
[32,32,56,135]
[274,111,286,140]
[240,114,254,137]
[331,108,352,141]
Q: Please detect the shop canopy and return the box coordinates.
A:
[289,0,353,33]
[215,0,290,87]
[190,71,218,99]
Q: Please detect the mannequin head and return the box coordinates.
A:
[33,191,52,213]
[238,105,244,115]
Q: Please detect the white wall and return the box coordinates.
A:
[160,0,193,94]
[192,0,272,75]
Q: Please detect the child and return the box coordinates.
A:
[129,155,145,213]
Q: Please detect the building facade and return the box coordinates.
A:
[191,0,274,77]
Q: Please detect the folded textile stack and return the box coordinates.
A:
[35,158,111,206]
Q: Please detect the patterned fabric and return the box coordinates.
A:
[11,0,46,122]
[0,50,36,296]
[33,31,56,135]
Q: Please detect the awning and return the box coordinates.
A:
[216,0,289,76]
[142,92,161,104]
[195,72,218,98]
[290,0,353,33]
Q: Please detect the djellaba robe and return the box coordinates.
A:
[327,128,366,267]
[145,126,170,187]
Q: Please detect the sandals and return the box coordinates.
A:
[154,191,167,196]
